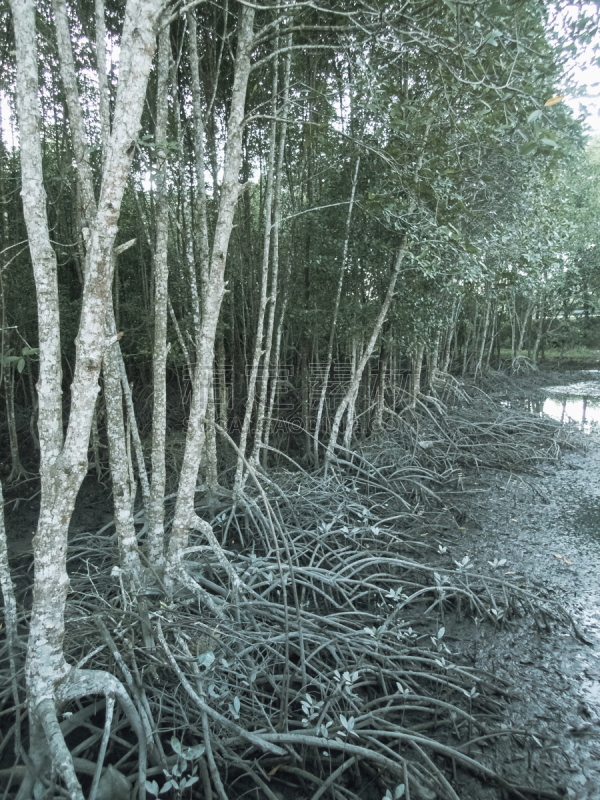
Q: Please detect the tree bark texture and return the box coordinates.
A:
[11,0,166,791]
[167,5,255,567]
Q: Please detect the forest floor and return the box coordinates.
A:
[438,368,600,799]
[4,369,600,800]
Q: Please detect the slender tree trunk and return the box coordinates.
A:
[313,157,359,466]
[325,236,410,468]
[263,258,292,466]
[216,333,228,430]
[5,364,25,482]
[462,309,475,376]
[95,0,111,162]
[510,291,517,359]
[532,293,545,366]
[485,304,496,371]
[474,297,491,378]
[90,397,102,478]
[409,343,425,407]
[516,300,534,357]
[427,330,441,388]
[167,5,255,568]
[441,298,460,374]
[119,354,150,518]
[251,39,292,468]
[234,41,279,494]
[147,27,170,571]
[373,340,389,431]
[103,314,143,582]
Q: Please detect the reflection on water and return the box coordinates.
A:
[501,374,600,428]
[530,378,600,427]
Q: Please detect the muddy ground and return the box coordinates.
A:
[4,369,600,799]
[434,371,600,799]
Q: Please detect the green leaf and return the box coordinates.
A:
[483,29,502,46]
[185,744,205,759]
[519,142,536,155]
[197,651,215,670]
[170,736,182,756]
[527,110,542,123]
[488,2,510,15]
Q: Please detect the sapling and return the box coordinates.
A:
[145,737,204,799]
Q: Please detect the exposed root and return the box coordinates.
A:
[0,385,576,799]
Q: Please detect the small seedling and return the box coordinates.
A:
[145,737,204,799]
[382,784,406,800]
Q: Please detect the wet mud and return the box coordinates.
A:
[446,371,600,799]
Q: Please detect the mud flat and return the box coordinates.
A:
[451,371,600,799]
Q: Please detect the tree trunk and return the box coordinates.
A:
[313,157,359,466]
[5,364,25,482]
[426,330,440,388]
[532,294,545,366]
[251,38,292,468]
[410,343,425,407]
[474,297,491,378]
[11,0,166,791]
[234,40,279,494]
[325,236,410,468]
[0,478,20,756]
[147,27,170,572]
[103,316,142,583]
[167,5,255,568]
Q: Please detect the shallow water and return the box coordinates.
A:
[505,371,600,429]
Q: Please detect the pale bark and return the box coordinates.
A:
[175,66,220,498]
[262,258,292,465]
[56,0,151,538]
[251,39,292,469]
[485,305,496,371]
[510,290,517,359]
[90,397,102,478]
[532,293,545,365]
[409,343,425,407]
[95,0,111,162]
[103,322,142,582]
[462,309,475,376]
[187,9,210,288]
[474,297,490,378]
[216,333,228,430]
[516,299,534,358]
[426,330,440,388]
[233,37,279,495]
[119,356,150,517]
[325,237,410,469]
[314,156,360,466]
[343,337,362,449]
[52,0,97,229]
[167,5,256,567]
[147,27,171,571]
[11,0,166,791]
[442,297,461,374]
[0,478,20,755]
